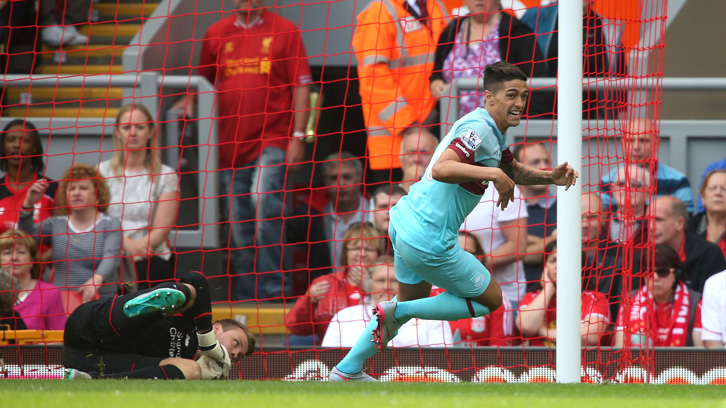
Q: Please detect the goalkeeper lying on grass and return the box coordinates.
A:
[63,271,255,380]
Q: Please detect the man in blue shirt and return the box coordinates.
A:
[329,61,578,381]
[600,118,694,213]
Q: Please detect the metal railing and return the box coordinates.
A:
[0,73,219,250]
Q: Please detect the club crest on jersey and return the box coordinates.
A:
[461,129,482,151]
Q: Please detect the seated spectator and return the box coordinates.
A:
[0,120,58,248]
[600,118,693,213]
[370,184,406,234]
[287,152,372,294]
[517,240,610,347]
[98,104,179,291]
[399,127,438,193]
[449,231,514,346]
[650,196,726,293]
[697,156,726,213]
[285,222,385,345]
[0,267,26,330]
[689,170,726,259]
[39,0,89,47]
[461,184,528,308]
[322,152,371,268]
[614,244,703,347]
[430,0,548,117]
[581,193,625,321]
[322,255,453,348]
[512,143,557,292]
[0,230,65,329]
[609,164,651,245]
[521,0,617,118]
[702,269,726,348]
[19,163,122,301]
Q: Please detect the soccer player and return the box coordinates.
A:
[328,61,577,381]
[63,271,254,380]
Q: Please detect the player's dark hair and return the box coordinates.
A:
[482,61,527,94]
[0,119,45,173]
[215,318,256,357]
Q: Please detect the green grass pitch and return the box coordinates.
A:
[2,381,725,408]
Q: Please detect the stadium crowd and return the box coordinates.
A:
[1,0,726,364]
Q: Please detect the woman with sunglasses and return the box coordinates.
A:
[285,222,386,346]
[614,244,703,347]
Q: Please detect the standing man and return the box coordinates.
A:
[352,0,449,177]
[329,62,577,381]
[181,0,312,300]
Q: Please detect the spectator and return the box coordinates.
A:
[39,0,90,47]
[521,0,616,118]
[460,184,528,308]
[175,0,311,301]
[285,223,385,345]
[322,255,453,348]
[689,170,726,259]
[399,127,438,193]
[0,120,58,249]
[581,193,624,321]
[286,152,371,294]
[0,230,65,330]
[321,152,371,268]
[430,0,548,117]
[697,156,726,213]
[0,267,26,330]
[19,163,122,301]
[370,183,406,235]
[600,118,693,213]
[609,164,651,245]
[352,0,448,174]
[512,143,557,292]
[702,269,726,348]
[614,244,703,347]
[517,240,610,347]
[449,231,514,346]
[649,195,726,293]
[98,104,179,291]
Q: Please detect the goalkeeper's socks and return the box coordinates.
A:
[180,271,213,332]
[394,291,491,322]
[96,365,185,380]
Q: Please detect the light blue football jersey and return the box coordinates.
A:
[389,108,510,254]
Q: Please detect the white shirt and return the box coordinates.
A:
[460,185,528,305]
[321,302,453,348]
[701,270,726,346]
[98,161,179,260]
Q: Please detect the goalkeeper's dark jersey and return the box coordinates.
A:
[132,314,199,359]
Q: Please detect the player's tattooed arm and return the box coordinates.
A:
[504,159,552,185]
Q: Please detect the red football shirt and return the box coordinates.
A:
[0,174,57,233]
[519,290,611,347]
[198,12,312,169]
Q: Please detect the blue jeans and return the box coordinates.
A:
[219,147,287,300]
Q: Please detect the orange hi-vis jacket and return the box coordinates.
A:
[353,0,449,169]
